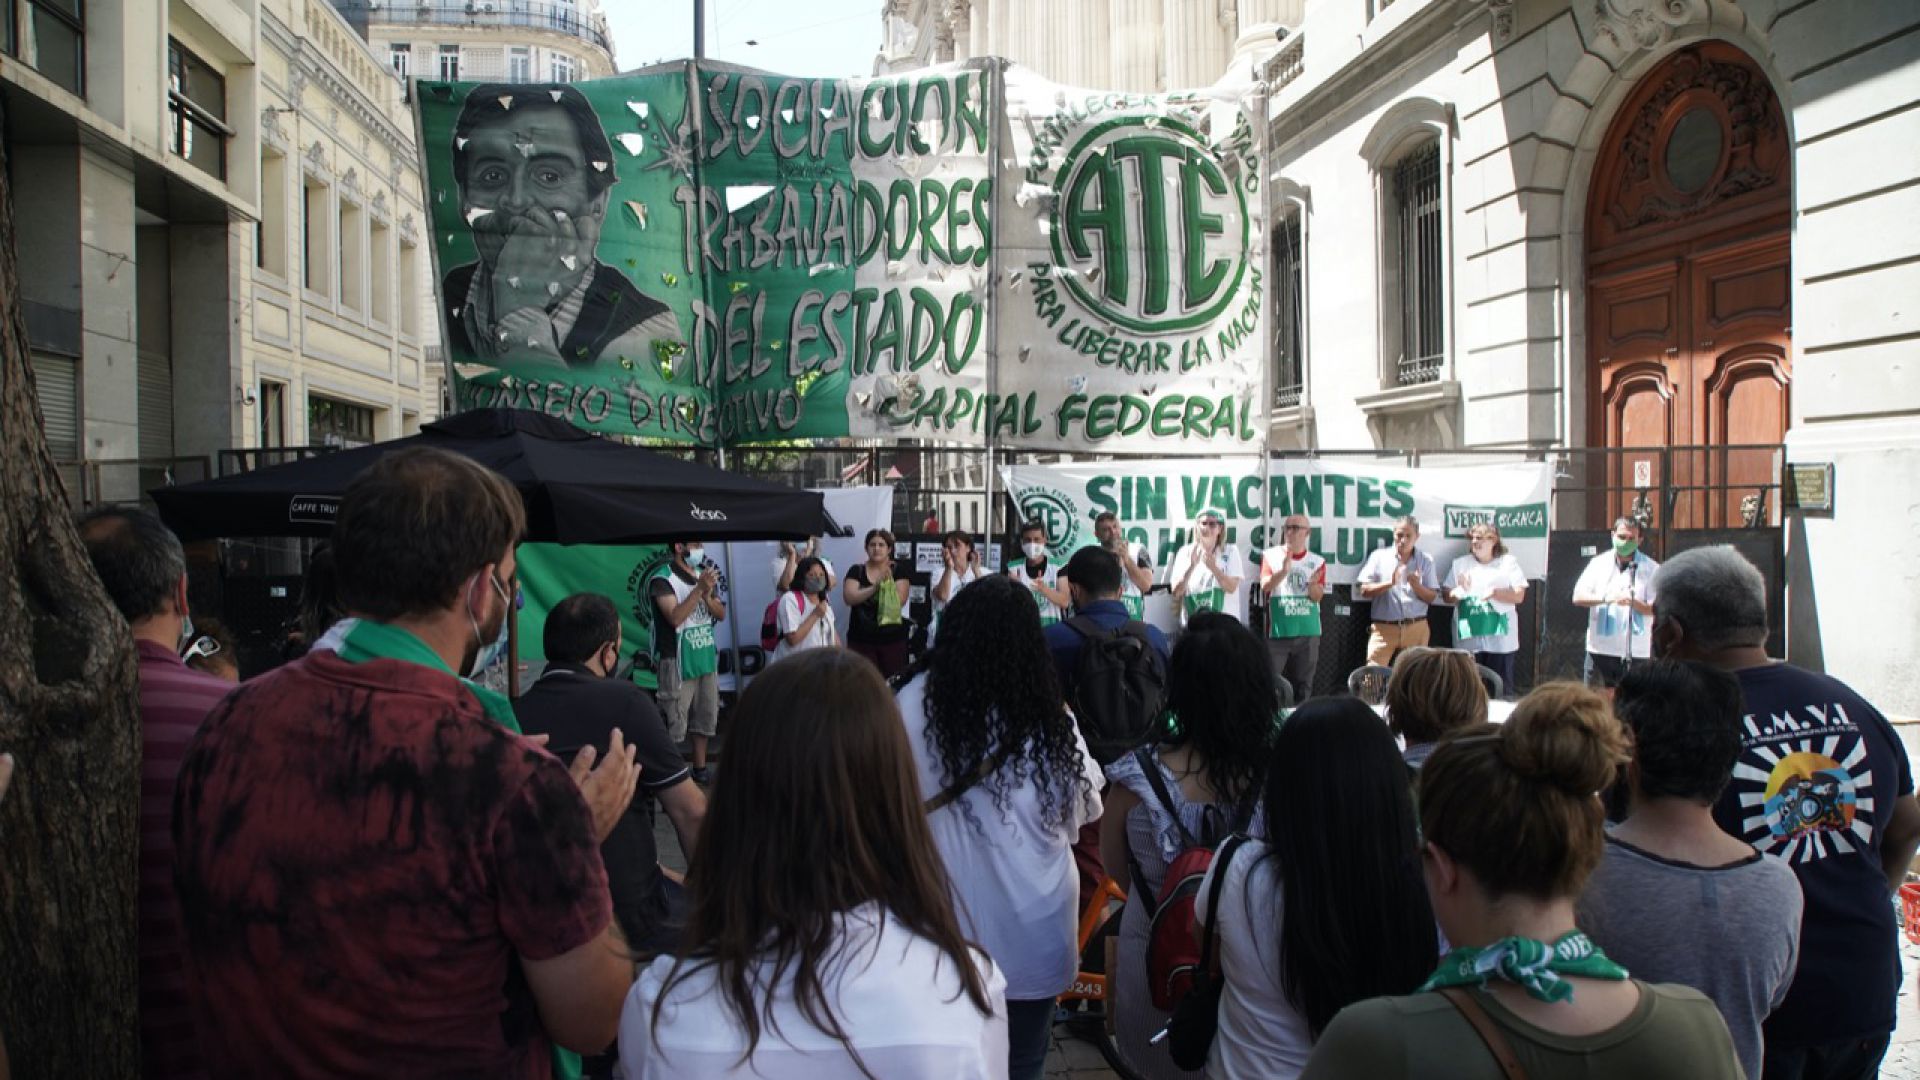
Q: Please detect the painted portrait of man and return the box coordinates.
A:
[444,83,678,369]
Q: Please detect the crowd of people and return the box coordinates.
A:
[26,442,1920,1080]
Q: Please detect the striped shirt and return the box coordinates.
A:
[136,639,231,1079]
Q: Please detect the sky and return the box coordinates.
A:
[604,0,885,78]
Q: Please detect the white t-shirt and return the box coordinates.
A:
[774,589,837,659]
[1446,552,1527,655]
[1009,559,1065,626]
[928,564,982,646]
[895,675,1105,1001]
[1572,550,1660,659]
[1195,838,1314,1080]
[617,904,1008,1080]
[1168,541,1246,625]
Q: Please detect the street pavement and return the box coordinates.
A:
[656,796,1920,1079]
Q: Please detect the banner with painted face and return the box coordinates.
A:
[995,70,1267,452]
[418,63,993,444]
[417,62,1266,451]
[1002,458,1554,586]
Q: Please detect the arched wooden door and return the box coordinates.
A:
[1586,42,1791,529]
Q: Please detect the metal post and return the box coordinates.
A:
[694,0,706,60]
[980,57,1005,544]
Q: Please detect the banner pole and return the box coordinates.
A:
[981,56,1006,543]
[1255,76,1276,558]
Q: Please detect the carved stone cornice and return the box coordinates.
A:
[1590,0,1707,54]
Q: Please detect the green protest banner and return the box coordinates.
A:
[415,61,1267,452]
[417,62,993,445]
[516,542,673,688]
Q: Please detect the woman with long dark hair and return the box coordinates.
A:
[1196,697,1438,1077]
[1100,611,1279,1080]
[617,649,1006,1078]
[895,575,1103,1080]
[1300,684,1741,1079]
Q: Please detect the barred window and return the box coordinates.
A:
[168,39,228,180]
[1273,214,1304,408]
[1394,142,1444,385]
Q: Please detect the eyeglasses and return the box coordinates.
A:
[183,636,222,663]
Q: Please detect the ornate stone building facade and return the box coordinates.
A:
[874,0,1920,715]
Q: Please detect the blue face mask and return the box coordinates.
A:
[467,573,512,678]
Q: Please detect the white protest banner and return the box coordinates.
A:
[1002,459,1553,589]
[994,70,1266,452]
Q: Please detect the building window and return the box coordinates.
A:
[167,38,229,180]
[258,381,287,448]
[338,197,364,313]
[508,46,530,83]
[369,217,392,325]
[1273,214,1304,408]
[22,0,83,95]
[259,149,287,275]
[308,395,377,447]
[1392,141,1443,385]
[303,179,331,297]
[438,43,459,81]
[551,54,574,83]
[389,42,410,79]
[398,241,419,336]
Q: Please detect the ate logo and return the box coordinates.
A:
[1017,487,1082,558]
[1051,115,1249,334]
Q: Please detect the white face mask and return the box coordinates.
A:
[1022,542,1046,561]
[684,546,705,566]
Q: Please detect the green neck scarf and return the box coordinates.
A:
[323,618,522,734]
[1420,931,1627,1004]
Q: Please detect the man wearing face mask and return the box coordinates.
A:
[773,556,838,659]
[172,448,641,1077]
[650,540,726,784]
[443,83,679,371]
[1572,516,1660,688]
[77,506,231,1080]
[1011,520,1073,629]
[517,594,706,964]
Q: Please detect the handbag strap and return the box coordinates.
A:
[1198,834,1248,978]
[1436,987,1529,1080]
[1134,747,1200,850]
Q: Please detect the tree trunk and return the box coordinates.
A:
[0,100,143,1075]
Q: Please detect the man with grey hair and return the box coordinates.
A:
[1571,516,1658,687]
[77,506,228,1079]
[1655,544,1920,1080]
[1355,515,1438,666]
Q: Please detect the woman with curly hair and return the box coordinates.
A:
[893,574,1104,1080]
[618,648,1006,1078]
[1101,611,1280,1080]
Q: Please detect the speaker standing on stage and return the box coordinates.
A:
[1259,513,1326,702]
[1355,517,1439,666]
[1571,517,1659,688]
[1169,509,1245,627]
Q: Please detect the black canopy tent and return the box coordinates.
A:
[150,409,834,694]
[150,409,833,544]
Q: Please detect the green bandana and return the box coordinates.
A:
[325,619,523,733]
[322,619,580,1080]
[1419,931,1627,1004]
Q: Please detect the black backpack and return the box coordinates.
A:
[1064,614,1167,765]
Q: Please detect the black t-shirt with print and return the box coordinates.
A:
[1710,662,1914,1046]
